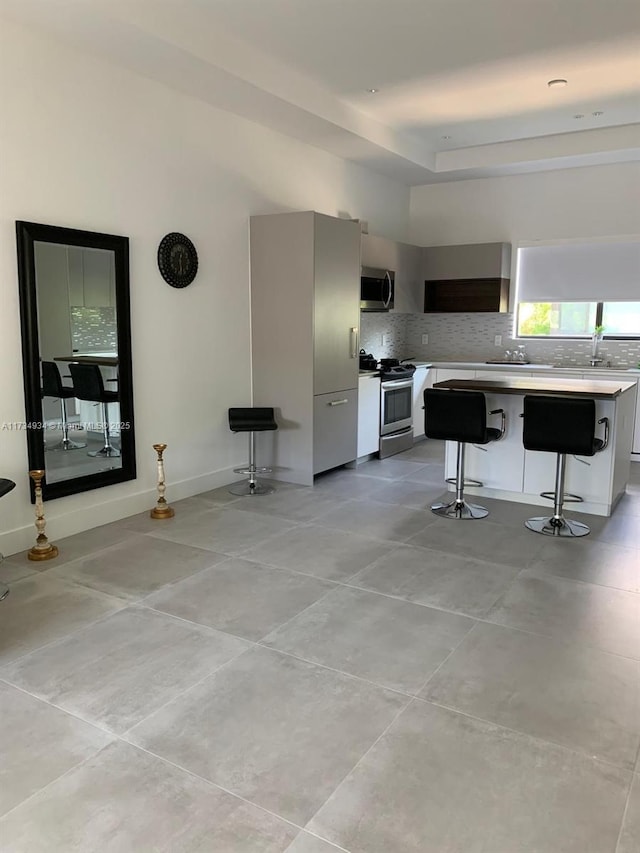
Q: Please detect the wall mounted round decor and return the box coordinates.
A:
[157,232,198,288]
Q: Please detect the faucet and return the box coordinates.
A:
[589,357,603,367]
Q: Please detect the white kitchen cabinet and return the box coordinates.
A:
[358,376,381,457]
[251,211,361,485]
[412,366,432,438]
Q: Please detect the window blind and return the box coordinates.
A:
[516,241,640,302]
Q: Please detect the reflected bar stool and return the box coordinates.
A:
[42,361,86,451]
[522,395,608,537]
[69,363,120,458]
[424,388,505,520]
[0,478,17,601]
[228,408,278,496]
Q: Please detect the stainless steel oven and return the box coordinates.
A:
[379,377,413,458]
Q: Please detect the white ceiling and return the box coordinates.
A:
[2,0,640,184]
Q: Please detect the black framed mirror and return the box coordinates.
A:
[16,221,136,501]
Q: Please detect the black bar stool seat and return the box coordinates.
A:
[69,363,120,458]
[0,478,17,601]
[424,389,505,520]
[42,361,86,451]
[228,407,278,496]
[522,395,608,537]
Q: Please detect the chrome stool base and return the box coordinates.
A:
[228,480,274,496]
[525,515,590,537]
[88,446,121,458]
[48,437,87,452]
[431,498,489,520]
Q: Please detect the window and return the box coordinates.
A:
[515,240,640,339]
[517,302,640,339]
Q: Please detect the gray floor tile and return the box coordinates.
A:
[316,500,434,543]
[312,471,393,500]
[354,457,428,481]
[148,505,297,555]
[394,438,445,462]
[588,513,640,549]
[31,522,138,567]
[241,525,395,582]
[364,479,447,510]
[618,774,640,853]
[350,544,519,617]
[0,682,113,817]
[486,570,640,659]
[1,607,248,734]
[232,488,350,523]
[49,534,226,600]
[409,518,545,568]
[423,621,640,769]
[144,557,333,641]
[399,462,446,485]
[0,740,298,852]
[308,700,631,853]
[615,492,640,517]
[529,538,639,592]
[286,834,345,852]
[0,574,125,666]
[262,585,473,694]
[128,646,406,825]
[0,559,37,585]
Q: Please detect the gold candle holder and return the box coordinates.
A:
[28,470,58,561]
[150,444,174,519]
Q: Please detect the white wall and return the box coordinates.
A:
[409,163,640,246]
[0,17,409,555]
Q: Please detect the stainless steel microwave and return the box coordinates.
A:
[360,267,394,312]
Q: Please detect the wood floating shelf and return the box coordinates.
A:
[424,277,510,313]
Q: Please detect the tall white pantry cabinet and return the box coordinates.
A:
[250,211,361,485]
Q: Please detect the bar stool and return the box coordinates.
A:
[69,363,120,458]
[42,361,86,451]
[0,478,17,601]
[424,388,505,519]
[228,408,278,496]
[522,395,608,537]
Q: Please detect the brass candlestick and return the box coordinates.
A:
[150,444,174,519]
[28,470,58,561]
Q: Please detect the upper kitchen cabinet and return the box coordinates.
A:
[250,211,360,485]
[361,233,423,314]
[423,242,511,313]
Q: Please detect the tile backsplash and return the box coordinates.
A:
[70,307,117,354]
[361,311,640,368]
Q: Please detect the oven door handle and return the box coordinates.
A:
[381,379,413,390]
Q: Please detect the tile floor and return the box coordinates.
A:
[0,439,639,852]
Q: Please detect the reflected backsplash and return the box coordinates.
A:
[70,306,117,353]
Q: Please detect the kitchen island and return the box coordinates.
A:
[432,376,636,516]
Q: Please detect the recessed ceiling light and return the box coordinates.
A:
[441,135,452,140]
[547,78,568,88]
[592,110,604,116]
[573,114,584,119]
[366,88,379,94]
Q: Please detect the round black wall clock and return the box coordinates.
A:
[157,232,198,288]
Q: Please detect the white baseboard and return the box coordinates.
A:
[0,465,239,558]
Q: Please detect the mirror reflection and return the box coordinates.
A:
[17,221,136,501]
[36,242,122,483]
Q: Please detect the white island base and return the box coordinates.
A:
[437,378,637,517]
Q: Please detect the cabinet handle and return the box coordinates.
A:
[329,399,349,406]
[350,327,358,358]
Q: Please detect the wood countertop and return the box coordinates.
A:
[433,376,636,399]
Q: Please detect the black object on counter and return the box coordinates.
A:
[359,349,378,370]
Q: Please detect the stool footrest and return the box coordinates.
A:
[446,477,483,487]
[233,466,272,475]
[540,491,583,503]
